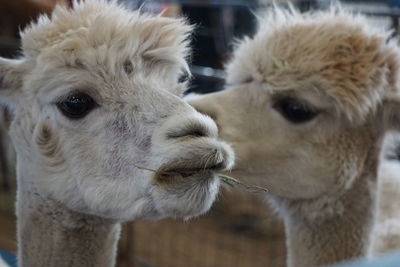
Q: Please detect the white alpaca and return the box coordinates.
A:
[190,7,400,267]
[0,1,234,266]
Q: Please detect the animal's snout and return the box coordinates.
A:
[163,112,218,141]
[166,121,210,140]
[153,110,235,185]
[155,142,235,185]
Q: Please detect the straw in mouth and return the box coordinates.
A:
[134,164,269,194]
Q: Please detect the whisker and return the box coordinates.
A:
[217,174,269,194]
[203,153,214,171]
[134,165,157,172]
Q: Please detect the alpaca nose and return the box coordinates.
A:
[164,112,218,141]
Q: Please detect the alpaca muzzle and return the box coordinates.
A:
[155,144,234,186]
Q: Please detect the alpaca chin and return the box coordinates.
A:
[152,174,220,219]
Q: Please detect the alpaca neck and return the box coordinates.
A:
[284,203,373,267]
[274,150,378,267]
[16,164,121,267]
[369,160,400,255]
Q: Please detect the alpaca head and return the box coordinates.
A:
[0,0,234,221]
[190,7,400,202]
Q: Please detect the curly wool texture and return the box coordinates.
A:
[20,0,192,82]
[226,7,400,122]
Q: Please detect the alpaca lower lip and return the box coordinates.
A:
[159,168,214,179]
[154,160,225,185]
[159,160,224,176]
[154,168,217,186]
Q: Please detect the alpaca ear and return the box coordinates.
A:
[0,57,25,106]
[141,16,193,78]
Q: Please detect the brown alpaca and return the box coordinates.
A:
[191,7,400,266]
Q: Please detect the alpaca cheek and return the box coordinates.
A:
[34,122,67,169]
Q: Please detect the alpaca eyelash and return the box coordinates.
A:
[56,92,97,119]
[53,89,96,104]
[273,97,319,124]
[178,72,190,84]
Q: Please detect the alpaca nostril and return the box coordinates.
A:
[166,122,209,140]
[162,110,218,141]
[209,161,224,171]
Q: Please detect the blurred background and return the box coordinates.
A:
[1,0,400,266]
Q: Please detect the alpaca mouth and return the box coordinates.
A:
[155,162,225,185]
[144,144,234,186]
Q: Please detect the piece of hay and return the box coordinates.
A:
[134,164,269,194]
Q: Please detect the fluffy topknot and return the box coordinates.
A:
[20,0,193,76]
[226,6,400,122]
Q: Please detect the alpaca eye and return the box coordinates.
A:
[57,93,96,119]
[273,98,318,124]
[178,72,190,84]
